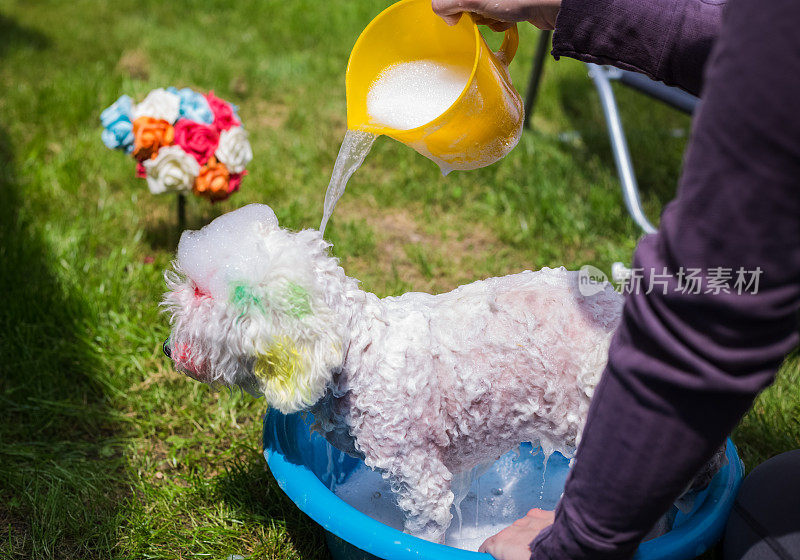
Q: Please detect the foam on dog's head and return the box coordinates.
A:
[178,203,279,299]
[163,204,343,413]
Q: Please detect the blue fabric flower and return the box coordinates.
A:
[168,87,214,125]
[100,95,134,153]
[101,121,134,154]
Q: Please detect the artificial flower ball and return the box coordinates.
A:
[101,87,250,203]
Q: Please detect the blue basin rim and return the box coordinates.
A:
[263,410,743,560]
[634,440,743,560]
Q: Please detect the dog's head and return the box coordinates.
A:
[162,204,344,414]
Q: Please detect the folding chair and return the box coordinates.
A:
[524,31,700,234]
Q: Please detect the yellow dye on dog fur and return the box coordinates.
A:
[254,338,311,402]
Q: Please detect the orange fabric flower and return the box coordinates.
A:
[132,117,175,162]
[194,157,231,202]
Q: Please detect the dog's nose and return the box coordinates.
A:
[163,338,172,359]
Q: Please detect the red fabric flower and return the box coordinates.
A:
[136,162,147,178]
[227,170,247,195]
[173,119,220,166]
[205,91,240,132]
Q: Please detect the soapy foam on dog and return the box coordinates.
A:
[177,203,279,298]
[366,60,471,130]
[320,61,470,235]
[332,445,569,552]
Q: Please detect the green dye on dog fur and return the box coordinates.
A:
[232,284,263,311]
[285,282,312,318]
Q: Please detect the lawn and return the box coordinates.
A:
[0,1,798,559]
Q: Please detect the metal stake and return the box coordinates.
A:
[177,192,186,232]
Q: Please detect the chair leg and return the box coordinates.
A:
[523,30,552,129]
[586,63,658,234]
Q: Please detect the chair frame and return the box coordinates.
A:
[524,31,699,234]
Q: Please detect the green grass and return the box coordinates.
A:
[0,1,797,558]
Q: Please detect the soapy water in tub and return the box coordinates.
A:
[320,60,471,235]
[329,444,571,552]
[322,438,674,551]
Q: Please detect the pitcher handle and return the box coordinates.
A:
[497,24,519,65]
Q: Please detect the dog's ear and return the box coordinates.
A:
[246,279,343,414]
[225,227,345,414]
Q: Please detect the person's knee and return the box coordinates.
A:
[724,449,800,560]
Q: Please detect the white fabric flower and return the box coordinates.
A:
[132,88,181,123]
[215,126,253,174]
[143,146,200,195]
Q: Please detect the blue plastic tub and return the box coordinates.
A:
[263,410,743,560]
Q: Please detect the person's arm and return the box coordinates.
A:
[432,0,723,96]
[551,0,723,95]
[531,0,800,557]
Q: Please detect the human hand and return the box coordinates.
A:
[431,0,562,31]
[478,508,555,560]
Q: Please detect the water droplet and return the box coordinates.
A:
[372,491,381,499]
[491,488,503,496]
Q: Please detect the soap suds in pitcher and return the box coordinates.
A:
[366,60,471,130]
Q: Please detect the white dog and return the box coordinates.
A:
[162,204,716,542]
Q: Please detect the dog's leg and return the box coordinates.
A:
[383,448,454,543]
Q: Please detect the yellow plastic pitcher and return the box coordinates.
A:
[346,0,524,173]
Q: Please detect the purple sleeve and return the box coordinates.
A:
[531,0,800,558]
[551,0,724,95]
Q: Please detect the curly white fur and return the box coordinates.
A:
[162,204,709,542]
